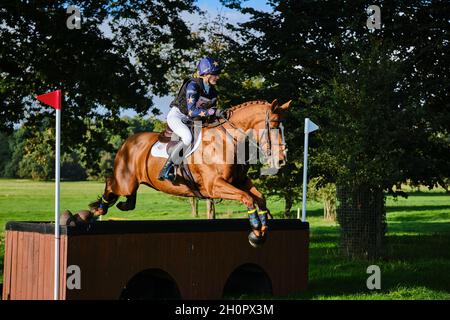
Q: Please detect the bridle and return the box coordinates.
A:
[260,110,288,167]
[217,110,288,167]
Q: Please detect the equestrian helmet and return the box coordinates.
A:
[197,57,222,76]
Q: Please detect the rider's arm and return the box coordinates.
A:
[186,82,213,118]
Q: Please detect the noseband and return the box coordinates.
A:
[219,110,287,167]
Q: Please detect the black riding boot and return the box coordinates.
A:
[158,141,186,181]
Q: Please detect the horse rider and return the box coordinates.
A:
[158,57,225,181]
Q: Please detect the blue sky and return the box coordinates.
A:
[196,0,271,12]
[121,0,272,120]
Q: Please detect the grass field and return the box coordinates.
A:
[0,178,449,300]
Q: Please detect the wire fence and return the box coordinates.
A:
[336,185,387,259]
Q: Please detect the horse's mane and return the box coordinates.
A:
[226,100,270,117]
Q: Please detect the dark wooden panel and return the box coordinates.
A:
[16,231,25,299]
[26,231,33,298]
[60,235,67,300]
[6,219,309,235]
[10,231,18,300]
[64,228,308,299]
[37,232,45,299]
[31,232,38,299]
[5,220,309,300]
[2,231,12,300]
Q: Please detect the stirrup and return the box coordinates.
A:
[158,162,175,181]
[164,163,176,181]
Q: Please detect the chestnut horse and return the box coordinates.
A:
[89,99,291,246]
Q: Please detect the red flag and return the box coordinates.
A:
[36,90,61,110]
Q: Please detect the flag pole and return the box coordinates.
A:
[301,118,319,222]
[54,99,61,300]
[301,119,309,222]
[35,89,62,300]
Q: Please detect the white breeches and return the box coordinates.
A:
[167,107,192,146]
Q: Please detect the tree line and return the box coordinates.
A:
[1,0,449,258]
[0,116,165,181]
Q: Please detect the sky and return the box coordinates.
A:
[121,0,273,120]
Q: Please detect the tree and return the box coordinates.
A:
[3,126,26,178]
[222,0,450,258]
[61,151,87,180]
[1,0,200,173]
[189,197,199,217]
[206,199,216,219]
[82,115,164,180]
[18,126,55,180]
[309,178,337,221]
[0,132,11,176]
[2,115,165,180]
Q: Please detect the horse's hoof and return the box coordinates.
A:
[116,202,128,211]
[248,231,266,248]
[73,210,94,224]
[60,210,76,226]
[93,208,106,216]
[261,225,268,236]
[77,210,93,221]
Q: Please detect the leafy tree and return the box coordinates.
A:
[0,132,11,176]
[309,178,337,221]
[1,0,199,173]
[3,126,26,178]
[1,114,165,180]
[18,123,55,180]
[61,151,87,180]
[222,0,450,258]
[82,115,165,179]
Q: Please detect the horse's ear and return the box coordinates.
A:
[270,99,279,111]
[278,100,292,111]
[273,100,292,113]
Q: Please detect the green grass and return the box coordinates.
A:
[0,178,449,300]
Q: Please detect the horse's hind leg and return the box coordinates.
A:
[116,193,137,211]
[90,175,139,216]
[108,174,139,211]
[89,176,119,216]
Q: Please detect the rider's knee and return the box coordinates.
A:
[181,134,192,146]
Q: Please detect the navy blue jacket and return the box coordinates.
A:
[170,78,217,117]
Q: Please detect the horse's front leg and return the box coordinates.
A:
[241,178,271,237]
[210,177,265,247]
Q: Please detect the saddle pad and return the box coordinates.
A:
[150,130,202,159]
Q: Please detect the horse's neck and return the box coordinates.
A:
[226,105,265,131]
[226,116,249,131]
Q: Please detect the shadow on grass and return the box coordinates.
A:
[387,205,450,214]
[388,221,450,234]
[385,233,450,260]
[285,208,324,218]
[396,191,449,197]
[290,232,450,299]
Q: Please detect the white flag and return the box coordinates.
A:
[305,118,319,134]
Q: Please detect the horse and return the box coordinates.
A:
[89,99,291,246]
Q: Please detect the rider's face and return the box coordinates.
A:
[206,74,220,85]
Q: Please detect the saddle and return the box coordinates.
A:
[157,126,173,143]
[156,120,202,198]
[157,117,224,154]
[155,117,225,199]
[157,119,196,155]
